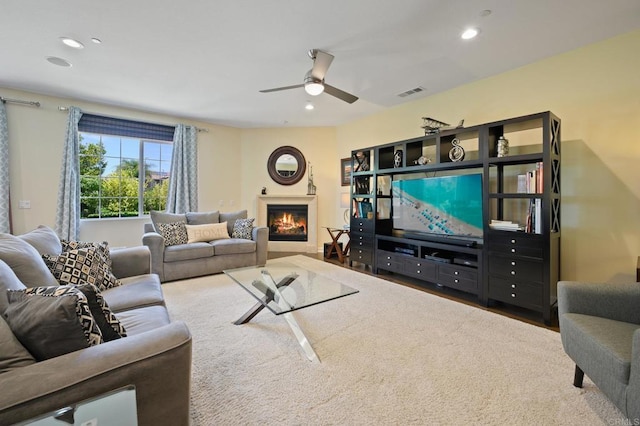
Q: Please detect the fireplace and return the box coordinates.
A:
[267,204,308,242]
[257,194,317,253]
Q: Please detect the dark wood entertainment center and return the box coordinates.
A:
[348,111,561,324]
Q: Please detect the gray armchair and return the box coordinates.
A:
[558,281,640,421]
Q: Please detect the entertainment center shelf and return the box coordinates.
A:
[348,111,561,325]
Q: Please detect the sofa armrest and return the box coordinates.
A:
[0,321,192,426]
[142,231,165,282]
[109,246,151,278]
[627,329,640,420]
[253,226,268,267]
[558,281,640,324]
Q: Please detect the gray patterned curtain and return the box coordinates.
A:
[55,107,83,240]
[166,124,198,213]
[0,101,10,233]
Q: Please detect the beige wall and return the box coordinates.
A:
[336,29,640,283]
[2,29,639,281]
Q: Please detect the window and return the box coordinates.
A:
[78,114,175,219]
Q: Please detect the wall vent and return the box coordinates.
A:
[397,86,426,98]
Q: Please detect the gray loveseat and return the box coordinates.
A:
[558,281,640,421]
[0,226,192,425]
[143,209,268,282]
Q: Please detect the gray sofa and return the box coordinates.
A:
[143,209,268,282]
[558,281,640,421]
[0,226,192,425]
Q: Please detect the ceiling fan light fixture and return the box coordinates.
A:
[304,81,324,96]
[461,28,479,40]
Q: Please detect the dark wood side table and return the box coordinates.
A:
[324,227,351,263]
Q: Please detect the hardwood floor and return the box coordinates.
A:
[268,251,559,332]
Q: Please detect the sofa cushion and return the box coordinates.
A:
[0,316,35,373]
[0,260,27,314]
[17,225,62,256]
[62,240,112,266]
[72,283,127,341]
[0,233,59,288]
[5,286,103,361]
[211,238,256,255]
[164,242,214,263]
[562,313,639,384]
[102,274,164,312]
[115,305,171,335]
[157,222,189,246]
[185,222,229,243]
[186,210,220,225]
[43,247,122,291]
[219,210,247,236]
[150,211,186,231]
[232,218,255,239]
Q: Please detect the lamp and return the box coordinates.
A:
[304,70,324,96]
[340,193,351,226]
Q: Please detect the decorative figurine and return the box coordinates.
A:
[448,138,465,162]
[261,187,267,195]
[394,149,403,168]
[307,162,317,195]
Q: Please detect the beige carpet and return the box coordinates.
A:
[162,255,626,425]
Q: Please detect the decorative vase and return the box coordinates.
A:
[497,136,509,157]
[394,150,403,168]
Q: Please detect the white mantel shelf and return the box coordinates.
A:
[256,195,318,253]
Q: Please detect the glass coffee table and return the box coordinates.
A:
[224,262,358,362]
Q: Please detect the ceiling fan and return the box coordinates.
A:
[260,49,358,104]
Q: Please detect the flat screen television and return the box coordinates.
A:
[392,173,483,241]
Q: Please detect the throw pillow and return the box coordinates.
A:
[150,211,186,232]
[185,222,230,243]
[71,283,126,341]
[17,225,62,256]
[220,210,248,235]
[232,218,255,240]
[0,259,27,314]
[157,222,189,246]
[186,210,220,225]
[0,233,59,287]
[62,240,112,266]
[42,247,122,291]
[5,286,103,361]
[0,316,36,373]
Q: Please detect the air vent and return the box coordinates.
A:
[397,86,426,98]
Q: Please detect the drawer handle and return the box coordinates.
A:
[454,271,459,275]
[386,256,391,260]
[511,293,516,298]
[386,262,391,266]
[417,263,421,266]
[454,279,459,283]
[511,261,516,266]
[511,271,516,275]
[511,239,516,244]
[511,248,516,253]
[511,284,516,289]
[416,270,421,274]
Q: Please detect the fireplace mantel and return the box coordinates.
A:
[257,195,317,253]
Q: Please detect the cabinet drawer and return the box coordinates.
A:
[351,248,373,264]
[437,274,478,294]
[350,219,374,233]
[489,276,543,310]
[488,232,543,258]
[376,251,403,272]
[404,258,437,280]
[489,255,543,283]
[438,264,478,281]
[351,233,374,247]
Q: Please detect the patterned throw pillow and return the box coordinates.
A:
[42,247,122,291]
[185,222,230,243]
[232,218,255,239]
[157,221,189,246]
[5,286,103,361]
[62,240,112,266]
[72,283,126,341]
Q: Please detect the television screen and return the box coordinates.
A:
[392,174,483,238]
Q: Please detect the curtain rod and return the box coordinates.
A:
[0,96,41,107]
[57,106,209,132]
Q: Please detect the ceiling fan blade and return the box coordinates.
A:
[259,84,304,93]
[323,84,358,104]
[310,50,334,80]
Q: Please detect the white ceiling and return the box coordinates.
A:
[1,0,639,128]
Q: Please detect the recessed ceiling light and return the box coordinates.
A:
[305,103,314,110]
[91,38,102,44]
[480,9,492,17]
[46,56,72,67]
[461,28,479,40]
[60,37,84,49]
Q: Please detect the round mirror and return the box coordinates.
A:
[267,146,306,185]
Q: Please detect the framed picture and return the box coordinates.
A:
[340,158,352,186]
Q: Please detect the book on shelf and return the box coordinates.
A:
[525,199,542,233]
[357,201,373,218]
[489,220,524,232]
[517,161,544,194]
